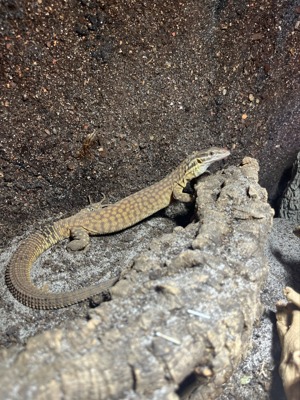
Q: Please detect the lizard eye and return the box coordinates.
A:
[209,151,214,156]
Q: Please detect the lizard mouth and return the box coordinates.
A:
[214,149,230,161]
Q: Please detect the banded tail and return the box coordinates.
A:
[5,223,118,309]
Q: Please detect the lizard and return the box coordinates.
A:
[6,147,230,309]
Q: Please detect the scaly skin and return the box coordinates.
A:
[6,147,230,309]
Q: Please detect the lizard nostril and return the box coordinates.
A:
[7,147,230,309]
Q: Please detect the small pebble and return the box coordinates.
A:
[249,94,254,102]
[67,162,75,170]
[215,97,223,105]
[222,88,227,95]
[252,33,263,40]
[264,64,270,74]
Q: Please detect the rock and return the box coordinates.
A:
[279,152,300,222]
[252,33,263,40]
[67,161,75,170]
[264,64,270,74]
[294,226,300,238]
[0,158,273,400]
[75,23,89,37]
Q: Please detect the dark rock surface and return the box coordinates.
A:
[279,151,300,223]
[0,158,274,400]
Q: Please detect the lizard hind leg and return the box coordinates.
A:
[67,227,90,252]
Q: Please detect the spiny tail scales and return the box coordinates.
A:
[6,147,230,310]
[5,222,118,309]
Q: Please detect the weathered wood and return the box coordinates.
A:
[0,158,273,400]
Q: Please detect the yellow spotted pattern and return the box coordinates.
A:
[6,147,229,309]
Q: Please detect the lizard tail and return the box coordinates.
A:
[6,222,118,309]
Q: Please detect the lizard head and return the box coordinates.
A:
[185,147,230,179]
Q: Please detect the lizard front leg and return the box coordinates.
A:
[172,181,195,203]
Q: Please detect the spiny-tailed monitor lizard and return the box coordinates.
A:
[6,147,230,309]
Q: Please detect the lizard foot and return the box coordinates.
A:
[67,242,91,253]
[67,227,90,252]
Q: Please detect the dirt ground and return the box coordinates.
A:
[1,0,300,246]
[1,0,300,399]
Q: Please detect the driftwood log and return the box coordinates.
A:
[276,287,300,400]
[0,157,274,400]
[279,151,300,223]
